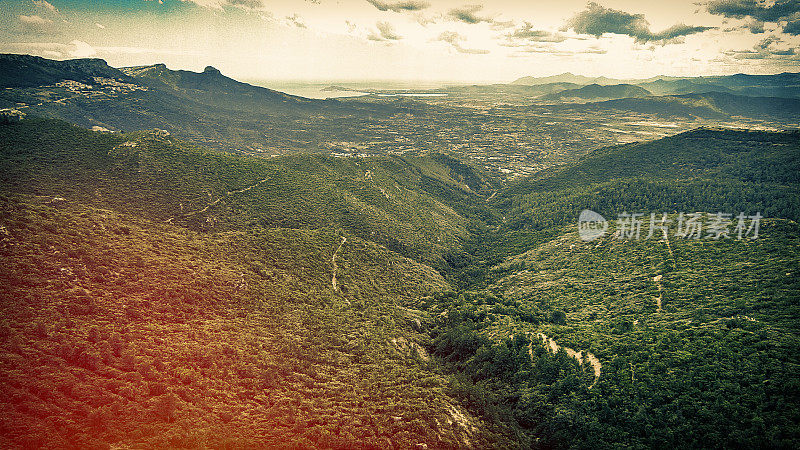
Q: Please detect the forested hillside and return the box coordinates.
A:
[1,115,798,448]
[0,118,496,274]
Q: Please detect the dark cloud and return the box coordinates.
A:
[368,21,401,41]
[756,35,780,49]
[447,5,513,28]
[505,22,567,43]
[563,2,714,44]
[436,31,489,54]
[706,0,800,23]
[724,35,800,60]
[448,5,486,24]
[366,0,429,12]
[746,20,767,33]
[784,19,800,35]
[706,0,800,34]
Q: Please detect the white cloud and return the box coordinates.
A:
[93,46,202,56]
[19,15,52,25]
[180,0,265,11]
[1,40,96,59]
[70,40,97,58]
[436,31,489,54]
[31,0,58,14]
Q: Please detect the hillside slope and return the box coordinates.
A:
[0,118,498,273]
[0,193,510,448]
[420,126,800,448]
[569,92,800,122]
[539,83,651,102]
[0,55,396,153]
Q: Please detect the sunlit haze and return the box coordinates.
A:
[2,0,799,83]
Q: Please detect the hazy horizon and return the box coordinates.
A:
[1,0,799,83]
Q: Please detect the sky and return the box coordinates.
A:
[1,0,799,83]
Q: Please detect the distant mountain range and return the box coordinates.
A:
[512,71,800,98]
[2,51,800,449]
[563,91,800,122]
[510,72,645,86]
[538,83,651,102]
[0,53,392,152]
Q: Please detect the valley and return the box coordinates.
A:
[0,55,799,449]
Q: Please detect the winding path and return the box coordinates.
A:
[167,177,271,221]
[530,332,602,388]
[331,236,347,292]
[653,274,664,312]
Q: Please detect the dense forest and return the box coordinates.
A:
[1,116,798,448]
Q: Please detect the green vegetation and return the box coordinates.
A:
[0,193,508,448]
[0,97,798,447]
[0,118,496,275]
[424,218,800,448]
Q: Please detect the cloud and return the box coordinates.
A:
[706,0,800,34]
[32,0,58,14]
[784,20,800,35]
[18,14,55,33]
[4,40,96,59]
[2,40,205,61]
[285,14,307,28]
[563,2,714,44]
[448,5,487,24]
[723,35,800,60]
[180,0,264,10]
[436,31,489,54]
[19,15,52,25]
[706,0,800,23]
[504,22,567,43]
[366,0,429,12]
[70,40,98,58]
[745,20,766,33]
[447,4,513,28]
[95,23,106,29]
[509,44,607,57]
[756,35,780,49]
[368,21,401,41]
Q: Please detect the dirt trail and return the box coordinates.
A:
[331,236,347,292]
[660,216,677,268]
[531,332,601,388]
[652,214,672,311]
[653,274,664,312]
[168,177,271,221]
